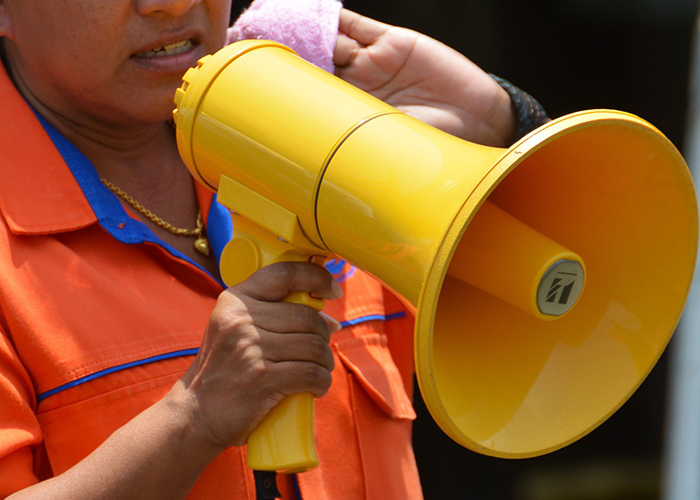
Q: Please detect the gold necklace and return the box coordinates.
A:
[101,179,211,256]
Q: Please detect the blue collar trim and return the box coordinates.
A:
[207,194,233,265]
[35,113,232,280]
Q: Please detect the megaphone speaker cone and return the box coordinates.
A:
[411,112,698,458]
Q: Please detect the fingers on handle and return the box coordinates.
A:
[238,261,343,304]
[266,359,335,398]
[241,300,338,340]
[265,331,335,370]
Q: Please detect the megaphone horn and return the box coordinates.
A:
[173,40,698,467]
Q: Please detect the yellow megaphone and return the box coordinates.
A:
[173,40,698,471]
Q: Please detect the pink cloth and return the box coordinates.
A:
[228,0,342,73]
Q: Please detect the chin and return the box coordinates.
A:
[136,94,180,125]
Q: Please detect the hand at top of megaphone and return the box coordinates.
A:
[333,9,517,146]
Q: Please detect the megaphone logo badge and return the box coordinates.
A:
[536,259,585,316]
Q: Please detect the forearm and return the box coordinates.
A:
[6,264,340,499]
[7,382,224,500]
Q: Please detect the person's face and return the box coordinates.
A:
[0,0,232,126]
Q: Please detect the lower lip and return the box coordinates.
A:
[129,46,202,74]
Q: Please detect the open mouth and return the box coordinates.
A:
[134,39,193,58]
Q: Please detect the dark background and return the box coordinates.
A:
[229,1,699,498]
[339,1,698,499]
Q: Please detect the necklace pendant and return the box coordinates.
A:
[195,236,211,256]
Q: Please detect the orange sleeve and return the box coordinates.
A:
[0,328,42,497]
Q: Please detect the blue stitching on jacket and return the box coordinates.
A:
[35,312,407,402]
[36,349,200,402]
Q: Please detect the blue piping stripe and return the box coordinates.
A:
[36,348,200,402]
[36,314,406,402]
[339,311,407,328]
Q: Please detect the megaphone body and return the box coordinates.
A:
[173,40,698,470]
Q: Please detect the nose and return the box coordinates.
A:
[135,0,202,17]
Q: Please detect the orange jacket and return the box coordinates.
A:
[0,63,421,499]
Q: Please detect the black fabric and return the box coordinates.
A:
[490,74,550,141]
[254,470,282,500]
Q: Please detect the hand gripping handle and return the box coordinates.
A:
[220,231,325,473]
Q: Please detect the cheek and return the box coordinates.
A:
[32,38,117,96]
[209,1,235,45]
[14,11,118,75]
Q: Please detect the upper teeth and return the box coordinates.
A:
[138,39,192,57]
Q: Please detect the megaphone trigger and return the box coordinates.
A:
[219,236,260,288]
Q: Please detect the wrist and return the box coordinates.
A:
[489,74,550,144]
[160,379,228,462]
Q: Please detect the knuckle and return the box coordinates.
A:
[211,294,251,329]
[238,338,263,363]
[207,313,252,348]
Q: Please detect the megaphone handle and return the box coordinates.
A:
[248,285,324,473]
[219,232,324,473]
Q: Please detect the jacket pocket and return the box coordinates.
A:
[36,358,190,475]
[333,333,415,420]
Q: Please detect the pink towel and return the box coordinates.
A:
[228,0,342,73]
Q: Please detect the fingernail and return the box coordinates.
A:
[321,312,343,333]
